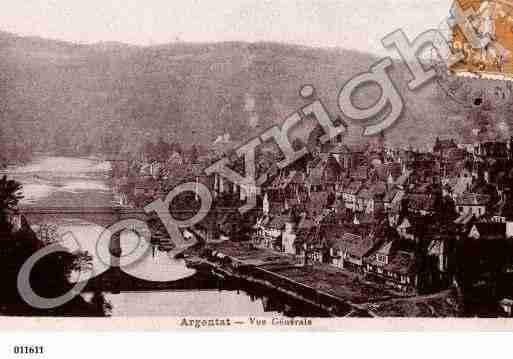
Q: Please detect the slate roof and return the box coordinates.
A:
[368,241,416,275]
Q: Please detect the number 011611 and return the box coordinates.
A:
[13,346,44,355]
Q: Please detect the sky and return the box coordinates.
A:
[0,0,452,56]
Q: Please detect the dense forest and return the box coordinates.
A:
[2,30,513,169]
[2,30,495,165]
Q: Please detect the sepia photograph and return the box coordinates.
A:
[1,1,513,344]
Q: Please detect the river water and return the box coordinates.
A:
[8,156,316,317]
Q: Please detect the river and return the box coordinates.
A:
[7,156,321,317]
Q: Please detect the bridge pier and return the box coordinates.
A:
[108,232,122,293]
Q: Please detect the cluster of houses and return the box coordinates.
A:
[251,135,513,294]
[111,142,214,208]
[109,127,513,297]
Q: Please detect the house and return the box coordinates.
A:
[366,181,387,213]
[253,212,295,250]
[282,215,298,255]
[279,171,307,202]
[306,154,343,192]
[330,144,353,171]
[428,238,449,275]
[342,181,362,211]
[456,192,490,218]
[383,187,404,212]
[295,222,324,264]
[371,162,402,183]
[330,231,376,273]
[265,189,287,215]
[365,240,417,292]
[353,211,380,226]
[356,187,372,212]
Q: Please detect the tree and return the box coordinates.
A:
[0,176,23,212]
[0,177,108,316]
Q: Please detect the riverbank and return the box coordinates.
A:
[10,155,308,317]
[185,241,463,317]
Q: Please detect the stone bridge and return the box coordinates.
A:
[20,206,150,228]
[18,205,260,292]
[19,206,215,292]
[20,205,258,230]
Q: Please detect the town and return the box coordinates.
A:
[108,115,513,317]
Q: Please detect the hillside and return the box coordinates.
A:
[0,31,477,154]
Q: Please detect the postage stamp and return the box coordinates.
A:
[1,0,513,334]
[449,0,513,79]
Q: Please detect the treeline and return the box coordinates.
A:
[0,119,206,166]
[0,128,33,168]
[0,176,111,316]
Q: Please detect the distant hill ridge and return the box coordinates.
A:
[0,30,474,154]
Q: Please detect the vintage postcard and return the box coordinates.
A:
[1,0,513,334]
